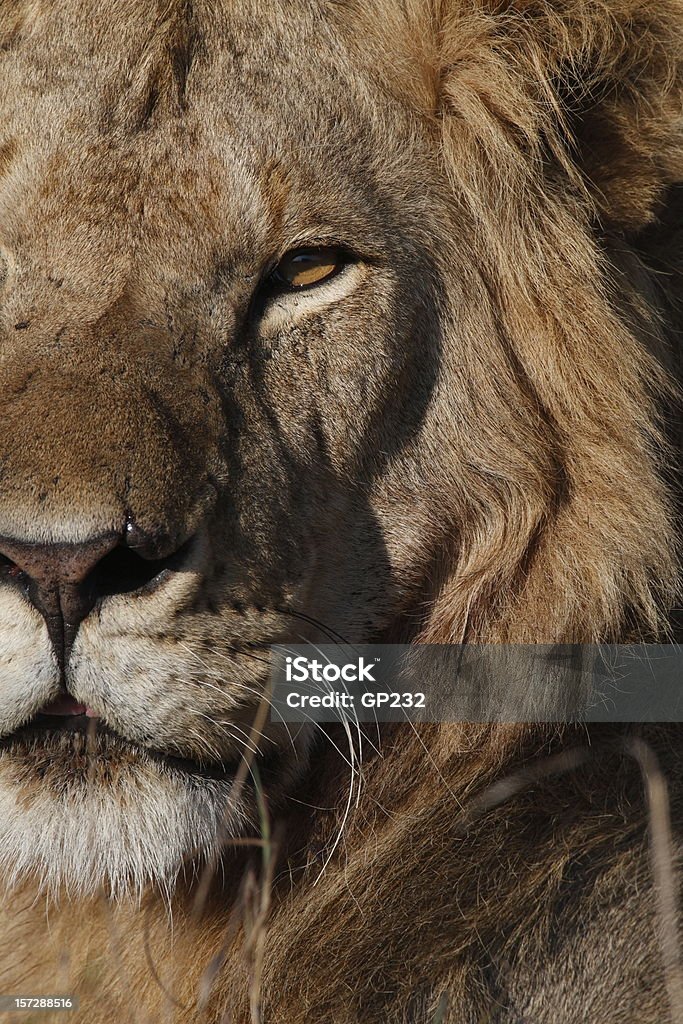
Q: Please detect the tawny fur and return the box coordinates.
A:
[0,1,681,1022]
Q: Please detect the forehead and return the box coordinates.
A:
[0,0,361,148]
[0,0,406,304]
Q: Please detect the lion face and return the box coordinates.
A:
[0,0,680,903]
[0,2,455,897]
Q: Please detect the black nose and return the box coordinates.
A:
[0,530,187,675]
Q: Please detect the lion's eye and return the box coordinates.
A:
[270,247,344,290]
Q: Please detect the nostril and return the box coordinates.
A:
[0,553,27,582]
[90,540,191,599]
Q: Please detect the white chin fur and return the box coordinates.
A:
[0,761,245,902]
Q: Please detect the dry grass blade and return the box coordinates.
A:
[191,678,275,921]
[626,738,683,1024]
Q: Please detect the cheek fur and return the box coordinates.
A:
[0,589,59,736]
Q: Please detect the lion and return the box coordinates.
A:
[0,0,681,1021]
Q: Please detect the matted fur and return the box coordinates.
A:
[0,1,681,1021]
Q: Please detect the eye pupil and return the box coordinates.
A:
[273,247,341,290]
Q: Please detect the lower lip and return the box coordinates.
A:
[0,721,236,781]
[32,712,93,727]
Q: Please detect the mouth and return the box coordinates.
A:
[0,694,236,781]
[29,693,99,732]
[3,693,100,741]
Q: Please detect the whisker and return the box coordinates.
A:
[186,709,263,760]
[276,606,357,649]
[178,641,297,752]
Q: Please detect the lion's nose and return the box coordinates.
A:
[0,528,190,675]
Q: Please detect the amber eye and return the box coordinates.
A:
[271,247,344,290]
